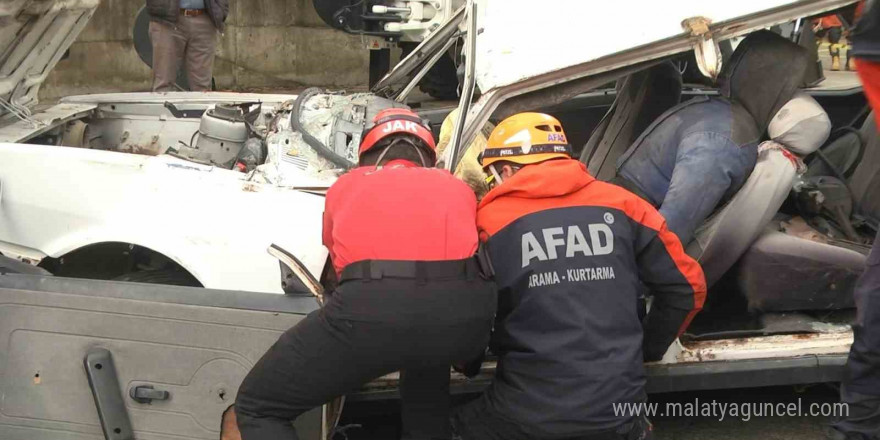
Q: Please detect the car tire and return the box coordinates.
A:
[112,269,201,287]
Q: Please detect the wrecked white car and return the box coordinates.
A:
[0,0,875,439]
[0,1,426,293]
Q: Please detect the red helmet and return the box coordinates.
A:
[359,108,436,158]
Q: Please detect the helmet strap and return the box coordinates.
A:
[375,138,429,169]
[489,164,504,186]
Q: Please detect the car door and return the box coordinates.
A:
[0,271,323,440]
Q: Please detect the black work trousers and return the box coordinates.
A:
[235,259,497,440]
[833,231,880,439]
[452,395,654,440]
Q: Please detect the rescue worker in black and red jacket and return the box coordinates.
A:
[224,108,497,440]
[828,3,880,439]
[452,113,707,440]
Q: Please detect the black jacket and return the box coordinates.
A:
[853,1,880,61]
[146,0,229,31]
[477,159,706,437]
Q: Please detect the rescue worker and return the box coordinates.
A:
[615,30,810,246]
[452,113,707,440]
[829,2,880,438]
[815,14,848,71]
[831,231,880,440]
[223,108,497,440]
[435,108,495,200]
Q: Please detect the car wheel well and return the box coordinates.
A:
[38,242,202,287]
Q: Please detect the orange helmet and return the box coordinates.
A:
[359,108,436,159]
[480,112,571,169]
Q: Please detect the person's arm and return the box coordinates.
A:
[631,202,707,361]
[322,210,333,251]
[659,132,743,245]
[322,184,339,253]
[217,0,230,19]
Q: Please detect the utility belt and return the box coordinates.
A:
[609,175,659,209]
[340,257,490,284]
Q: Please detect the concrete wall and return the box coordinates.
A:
[40,0,371,100]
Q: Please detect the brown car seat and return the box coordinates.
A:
[579,61,682,181]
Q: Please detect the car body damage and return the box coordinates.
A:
[0,0,98,119]
[0,88,406,291]
[470,0,853,93]
[0,92,344,292]
[0,142,328,293]
[0,0,875,438]
[356,0,869,397]
[443,0,861,165]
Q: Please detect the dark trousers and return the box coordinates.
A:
[235,259,496,440]
[452,395,654,440]
[833,231,880,439]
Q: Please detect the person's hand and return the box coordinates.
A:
[220,405,242,440]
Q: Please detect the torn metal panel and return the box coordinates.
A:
[472,0,858,93]
[0,103,96,143]
[451,0,859,168]
[671,332,854,363]
[356,332,854,399]
[0,0,99,119]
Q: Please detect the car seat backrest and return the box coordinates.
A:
[687,93,832,287]
[804,130,863,179]
[852,114,880,221]
[579,62,682,181]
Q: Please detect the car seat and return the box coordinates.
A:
[735,226,865,311]
[732,112,880,312]
[579,61,682,181]
[805,111,880,226]
[685,92,832,287]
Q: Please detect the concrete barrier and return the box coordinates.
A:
[40,0,371,100]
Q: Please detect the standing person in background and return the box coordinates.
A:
[146,0,228,92]
[829,2,880,439]
[815,14,848,70]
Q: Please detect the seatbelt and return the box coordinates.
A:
[615,96,710,171]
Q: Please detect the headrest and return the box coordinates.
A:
[768,91,831,155]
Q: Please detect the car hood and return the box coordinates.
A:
[0,0,98,122]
